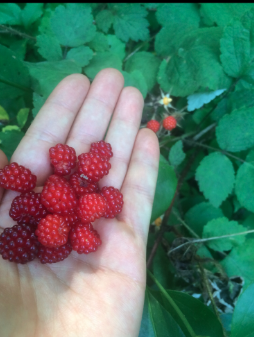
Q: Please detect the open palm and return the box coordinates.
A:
[0,69,159,337]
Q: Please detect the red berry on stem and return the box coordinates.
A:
[101,186,123,218]
[162,116,177,131]
[77,193,107,223]
[37,242,72,264]
[0,162,36,192]
[147,120,160,133]
[90,140,113,160]
[77,153,111,183]
[70,223,101,254]
[70,172,99,197]
[0,224,39,264]
[35,214,71,248]
[49,143,77,176]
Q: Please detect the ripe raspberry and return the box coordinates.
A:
[9,191,48,227]
[101,186,124,218]
[70,172,99,197]
[90,140,113,160]
[146,120,160,133]
[70,223,101,254]
[63,212,79,226]
[49,143,77,176]
[77,153,111,183]
[41,175,78,214]
[35,214,70,248]
[0,224,39,264]
[37,242,72,264]
[77,193,107,223]
[162,116,177,131]
[0,162,36,192]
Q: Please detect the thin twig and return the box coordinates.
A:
[172,210,199,239]
[0,24,36,41]
[124,35,156,62]
[192,123,217,141]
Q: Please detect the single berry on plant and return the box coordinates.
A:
[163,116,177,131]
[146,120,160,133]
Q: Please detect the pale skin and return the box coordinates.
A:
[0,69,159,337]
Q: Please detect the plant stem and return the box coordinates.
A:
[124,35,156,62]
[0,77,31,92]
[0,24,36,41]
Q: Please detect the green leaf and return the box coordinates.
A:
[169,140,186,167]
[121,70,148,98]
[196,152,235,208]
[66,46,94,67]
[26,60,81,97]
[185,202,224,237]
[2,125,20,132]
[156,3,200,27]
[151,155,177,222]
[51,4,96,47]
[157,59,171,92]
[17,108,29,129]
[187,89,226,112]
[0,44,30,100]
[0,106,9,122]
[95,10,114,33]
[0,130,24,160]
[235,159,254,212]
[125,52,160,91]
[36,34,62,61]
[32,93,46,118]
[107,34,126,61]
[231,282,254,337]
[138,290,156,337]
[109,4,149,42]
[228,89,254,111]
[211,97,230,121]
[21,3,43,28]
[202,217,246,252]
[88,32,109,52]
[221,239,254,287]
[9,39,27,61]
[0,3,21,25]
[216,107,254,152]
[84,52,122,79]
[153,245,175,289]
[200,4,254,27]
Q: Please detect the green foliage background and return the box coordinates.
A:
[1,3,254,336]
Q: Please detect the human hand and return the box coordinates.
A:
[0,69,159,337]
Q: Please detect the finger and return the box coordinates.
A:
[100,87,143,189]
[0,150,8,204]
[118,129,160,240]
[67,68,124,155]
[11,74,90,185]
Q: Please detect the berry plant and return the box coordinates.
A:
[0,3,254,336]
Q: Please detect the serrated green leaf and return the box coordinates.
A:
[151,155,177,222]
[202,217,245,251]
[26,60,81,97]
[84,52,122,79]
[200,4,254,27]
[32,93,46,118]
[17,108,29,129]
[235,157,254,212]
[221,239,254,287]
[156,3,200,27]
[95,10,114,33]
[51,4,96,47]
[0,3,21,25]
[169,141,186,167]
[0,44,30,100]
[125,52,160,91]
[121,70,148,98]
[187,89,226,112]
[38,8,54,36]
[66,46,93,67]
[21,3,43,28]
[216,107,254,152]
[88,32,109,52]
[0,106,9,122]
[228,89,254,111]
[36,34,62,61]
[9,39,27,60]
[231,283,254,337]
[185,202,224,237]
[196,152,235,208]
[0,130,24,160]
[107,34,125,60]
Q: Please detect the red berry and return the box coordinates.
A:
[37,242,72,264]
[49,143,77,176]
[63,212,79,226]
[101,186,124,218]
[41,175,78,215]
[69,172,99,197]
[77,153,111,183]
[162,116,177,131]
[77,193,107,223]
[9,191,48,227]
[70,223,101,254]
[0,162,36,192]
[0,224,39,264]
[147,120,160,133]
[35,214,71,248]
[90,140,113,160]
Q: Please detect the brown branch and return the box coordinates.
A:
[146,149,199,268]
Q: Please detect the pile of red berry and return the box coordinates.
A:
[0,141,123,264]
